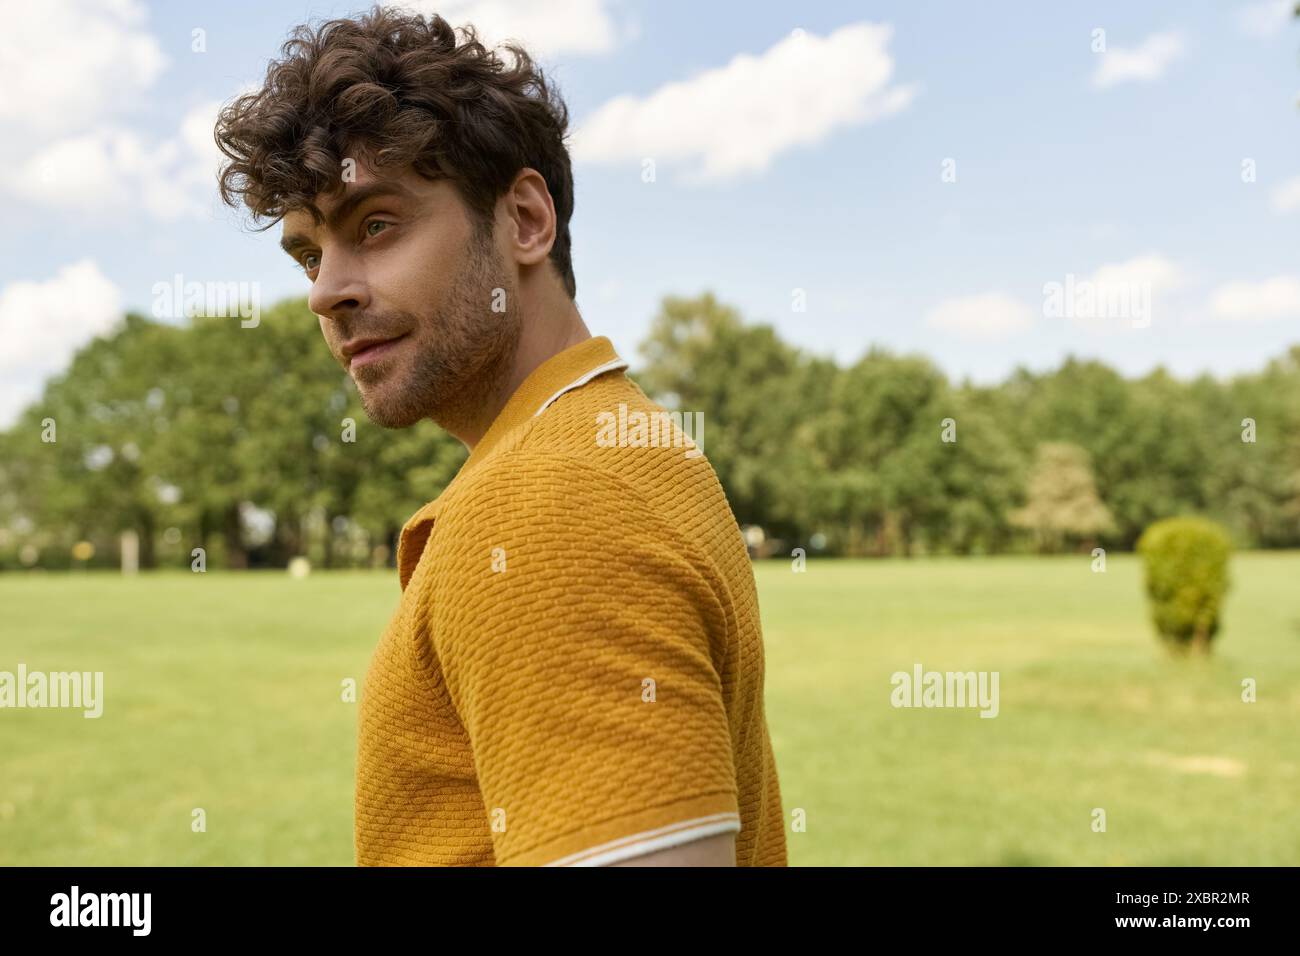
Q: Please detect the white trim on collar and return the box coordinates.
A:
[533,357,629,417]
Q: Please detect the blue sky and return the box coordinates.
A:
[3,0,1299,425]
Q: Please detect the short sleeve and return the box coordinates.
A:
[424,452,742,866]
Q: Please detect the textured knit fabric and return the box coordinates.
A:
[354,335,787,866]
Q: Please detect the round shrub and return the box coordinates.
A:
[1136,517,1232,653]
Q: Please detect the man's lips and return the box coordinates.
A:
[342,333,409,370]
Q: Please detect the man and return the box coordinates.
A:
[214,6,787,867]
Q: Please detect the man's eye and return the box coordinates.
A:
[301,253,320,272]
[365,220,389,238]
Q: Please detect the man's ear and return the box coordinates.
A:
[500,168,556,268]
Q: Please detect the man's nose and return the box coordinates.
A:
[307,251,369,320]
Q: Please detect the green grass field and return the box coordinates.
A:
[2,553,1297,866]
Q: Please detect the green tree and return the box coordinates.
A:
[4,313,187,568]
[1010,443,1114,552]
[636,292,812,540]
[1137,516,1232,654]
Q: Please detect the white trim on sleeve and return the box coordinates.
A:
[542,811,742,867]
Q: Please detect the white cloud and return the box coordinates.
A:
[6,100,225,221]
[0,261,123,427]
[1209,276,1300,321]
[925,293,1035,339]
[1270,175,1300,213]
[571,23,916,182]
[0,0,224,223]
[1054,254,1185,333]
[1091,32,1186,89]
[179,99,226,175]
[1237,1,1294,37]
[0,0,167,135]
[925,256,1186,342]
[389,0,623,57]
[1086,254,1184,296]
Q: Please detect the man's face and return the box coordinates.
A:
[280,161,520,429]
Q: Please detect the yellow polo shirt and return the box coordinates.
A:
[354,335,788,866]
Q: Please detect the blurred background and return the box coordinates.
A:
[1,0,1298,865]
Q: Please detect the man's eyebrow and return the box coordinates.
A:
[279,232,315,257]
[279,181,417,257]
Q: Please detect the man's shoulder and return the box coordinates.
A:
[446,372,711,509]
[435,447,659,538]
[418,446,734,625]
[412,371,737,589]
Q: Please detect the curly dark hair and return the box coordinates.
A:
[214,5,577,298]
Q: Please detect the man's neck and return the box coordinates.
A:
[451,292,591,451]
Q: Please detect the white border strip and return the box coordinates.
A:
[533,358,629,417]
[543,812,742,867]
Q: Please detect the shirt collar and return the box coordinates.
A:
[464,335,626,472]
[396,335,627,587]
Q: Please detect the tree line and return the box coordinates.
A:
[1,292,1296,569]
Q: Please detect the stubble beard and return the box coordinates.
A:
[356,229,521,432]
